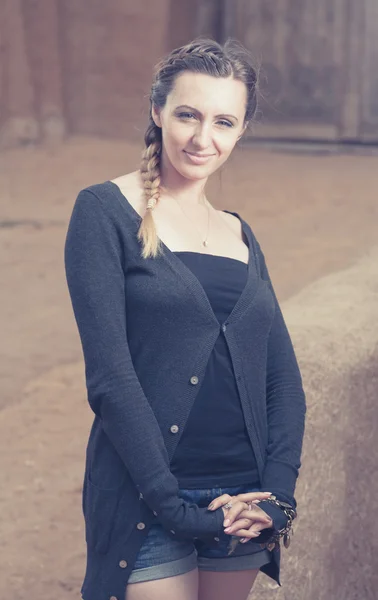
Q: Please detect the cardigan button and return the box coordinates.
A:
[214,536,220,542]
[170,424,179,434]
[119,560,128,568]
[190,375,199,385]
[136,522,146,530]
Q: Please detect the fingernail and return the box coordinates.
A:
[240,538,247,543]
[223,519,230,527]
[224,526,232,532]
[208,503,215,510]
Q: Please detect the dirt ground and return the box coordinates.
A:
[1,136,378,599]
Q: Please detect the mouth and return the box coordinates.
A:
[184,151,215,164]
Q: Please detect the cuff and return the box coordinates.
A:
[258,501,288,532]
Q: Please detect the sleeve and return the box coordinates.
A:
[64,189,227,540]
[255,241,306,520]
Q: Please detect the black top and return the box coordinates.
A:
[170,251,260,488]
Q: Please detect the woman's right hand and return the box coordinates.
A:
[208,490,273,539]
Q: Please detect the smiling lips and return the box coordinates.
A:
[184,150,215,164]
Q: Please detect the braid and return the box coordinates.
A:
[138,37,258,259]
[157,44,226,78]
[137,118,163,259]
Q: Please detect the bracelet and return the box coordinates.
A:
[261,495,297,551]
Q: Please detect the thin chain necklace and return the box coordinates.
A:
[161,189,211,248]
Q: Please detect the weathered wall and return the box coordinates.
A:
[0,0,176,146]
[1,1,377,147]
[61,0,171,139]
[250,248,378,599]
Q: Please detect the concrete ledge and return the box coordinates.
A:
[252,247,378,599]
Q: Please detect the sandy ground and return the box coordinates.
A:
[1,136,378,599]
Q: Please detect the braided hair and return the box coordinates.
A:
[138,38,259,259]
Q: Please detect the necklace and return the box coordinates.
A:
[161,189,211,248]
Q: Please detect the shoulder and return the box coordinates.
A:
[66,183,126,246]
[75,170,139,206]
[73,175,137,223]
[110,171,145,218]
[219,208,261,252]
[76,182,115,206]
[217,209,245,237]
[222,209,267,274]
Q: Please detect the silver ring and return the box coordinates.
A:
[224,502,233,509]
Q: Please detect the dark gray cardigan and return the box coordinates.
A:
[64,181,306,600]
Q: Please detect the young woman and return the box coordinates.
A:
[65,38,306,600]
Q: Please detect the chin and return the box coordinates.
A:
[174,161,219,181]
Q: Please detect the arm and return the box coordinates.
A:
[256,242,306,529]
[64,189,226,540]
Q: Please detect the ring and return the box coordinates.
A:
[224,502,233,509]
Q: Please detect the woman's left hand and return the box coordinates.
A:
[209,491,274,541]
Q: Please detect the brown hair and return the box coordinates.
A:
[138,37,259,259]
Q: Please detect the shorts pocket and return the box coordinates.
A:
[83,477,123,554]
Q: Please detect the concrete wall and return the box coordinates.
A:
[61,0,171,140]
[251,247,378,599]
[0,0,180,146]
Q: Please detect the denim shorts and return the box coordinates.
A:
[128,483,272,584]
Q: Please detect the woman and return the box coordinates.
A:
[64,38,306,600]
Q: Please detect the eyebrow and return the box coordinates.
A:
[174,105,239,123]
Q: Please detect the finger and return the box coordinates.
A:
[238,508,273,525]
[224,517,251,533]
[223,500,248,527]
[208,491,271,511]
[207,494,232,511]
[247,518,272,535]
[236,492,272,504]
[224,513,272,534]
[228,528,262,539]
[224,517,259,534]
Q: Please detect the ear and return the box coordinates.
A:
[151,104,162,128]
[237,122,248,141]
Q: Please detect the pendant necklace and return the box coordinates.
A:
[161,189,211,248]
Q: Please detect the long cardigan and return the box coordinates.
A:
[64,181,306,600]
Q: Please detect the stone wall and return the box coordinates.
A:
[251,247,378,599]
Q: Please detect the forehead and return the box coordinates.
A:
[166,72,247,117]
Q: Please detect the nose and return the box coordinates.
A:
[192,122,212,150]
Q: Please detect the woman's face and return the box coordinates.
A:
[152,72,248,182]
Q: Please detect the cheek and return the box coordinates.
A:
[214,133,239,159]
[164,123,191,151]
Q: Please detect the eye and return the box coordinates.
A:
[177,112,196,120]
[217,120,234,128]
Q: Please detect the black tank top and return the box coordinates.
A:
[170,251,260,489]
